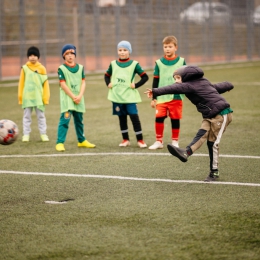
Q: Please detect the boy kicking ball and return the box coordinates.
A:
[145,65,234,182]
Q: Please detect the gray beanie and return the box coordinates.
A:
[117,41,132,54]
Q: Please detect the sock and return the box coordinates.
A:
[171,129,180,141]
[186,147,193,156]
[119,115,129,140]
[129,114,143,141]
[171,119,180,141]
[155,122,164,142]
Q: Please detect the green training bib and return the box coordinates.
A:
[108,60,142,103]
[22,65,48,111]
[156,58,185,104]
[59,64,85,113]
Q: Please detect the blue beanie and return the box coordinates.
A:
[117,41,132,54]
[61,44,76,59]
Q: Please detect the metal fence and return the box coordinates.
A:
[1,0,260,79]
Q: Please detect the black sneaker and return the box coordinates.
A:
[167,144,188,162]
[204,171,219,182]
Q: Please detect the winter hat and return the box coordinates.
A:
[173,65,204,82]
[27,46,40,58]
[117,41,132,54]
[61,44,76,59]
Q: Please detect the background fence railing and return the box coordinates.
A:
[1,0,260,79]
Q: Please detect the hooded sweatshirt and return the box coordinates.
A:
[152,66,234,118]
[18,61,50,107]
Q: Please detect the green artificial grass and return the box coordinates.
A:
[0,61,260,259]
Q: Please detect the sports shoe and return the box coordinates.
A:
[204,171,219,182]
[119,140,130,147]
[137,140,147,148]
[172,140,179,147]
[149,141,163,150]
[22,135,30,142]
[56,143,65,152]
[41,134,49,142]
[167,144,188,162]
[78,140,96,148]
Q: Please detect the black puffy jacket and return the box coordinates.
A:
[152,66,234,118]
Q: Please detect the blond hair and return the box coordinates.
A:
[162,36,178,46]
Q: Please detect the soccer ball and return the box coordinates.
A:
[0,119,19,145]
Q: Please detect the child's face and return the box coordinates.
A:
[28,55,38,64]
[64,52,76,64]
[163,43,177,58]
[117,48,130,60]
[174,75,182,83]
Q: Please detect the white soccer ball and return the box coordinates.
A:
[0,119,19,145]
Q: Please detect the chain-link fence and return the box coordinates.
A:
[1,0,260,79]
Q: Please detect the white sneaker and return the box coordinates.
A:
[149,141,163,150]
[119,140,130,147]
[137,140,147,148]
[172,140,179,147]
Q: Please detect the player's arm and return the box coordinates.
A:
[18,68,25,104]
[152,62,160,99]
[104,64,112,88]
[134,73,149,89]
[151,82,192,98]
[131,63,149,89]
[74,68,86,104]
[42,79,50,105]
[212,82,234,94]
[58,68,76,100]
[60,81,76,100]
[149,63,160,107]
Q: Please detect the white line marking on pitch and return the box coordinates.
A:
[0,152,259,159]
[0,170,259,187]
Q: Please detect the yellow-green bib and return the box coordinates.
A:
[59,64,85,113]
[22,65,48,111]
[156,58,185,104]
[108,60,142,103]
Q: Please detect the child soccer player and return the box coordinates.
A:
[104,40,149,148]
[149,36,186,150]
[145,65,234,182]
[56,44,95,152]
[18,46,50,142]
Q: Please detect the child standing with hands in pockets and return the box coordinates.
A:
[56,44,95,152]
[104,41,149,148]
[149,36,186,150]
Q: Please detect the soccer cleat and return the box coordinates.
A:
[167,144,188,162]
[119,140,130,147]
[78,140,96,148]
[149,141,163,150]
[41,134,49,142]
[204,171,219,182]
[56,143,65,152]
[172,140,179,147]
[22,135,30,142]
[137,140,147,148]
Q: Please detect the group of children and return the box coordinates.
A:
[18,35,234,182]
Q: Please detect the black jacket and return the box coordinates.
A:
[152,66,234,118]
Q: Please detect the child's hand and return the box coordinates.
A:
[108,83,113,89]
[144,88,153,98]
[73,96,81,104]
[130,83,135,89]
[151,100,156,108]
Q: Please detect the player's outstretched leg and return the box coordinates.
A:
[167,144,189,162]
